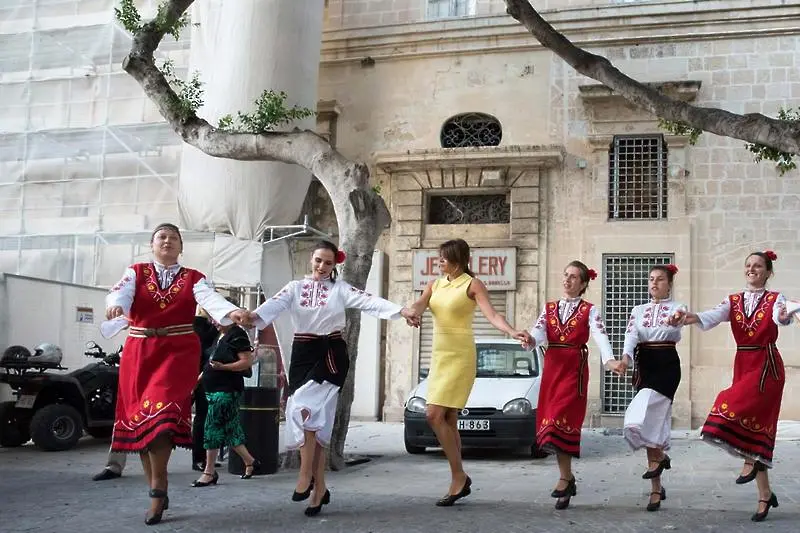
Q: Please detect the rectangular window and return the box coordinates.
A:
[426,0,476,19]
[601,253,673,413]
[427,193,510,224]
[608,135,668,220]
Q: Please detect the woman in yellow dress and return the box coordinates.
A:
[411,239,531,506]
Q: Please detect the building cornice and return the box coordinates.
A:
[374,145,564,173]
[321,1,800,64]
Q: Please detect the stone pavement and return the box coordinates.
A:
[2,422,800,532]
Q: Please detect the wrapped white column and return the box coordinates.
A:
[177,0,324,240]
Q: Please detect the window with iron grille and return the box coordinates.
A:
[427,0,476,19]
[427,193,510,224]
[601,253,673,413]
[440,113,502,148]
[608,135,668,220]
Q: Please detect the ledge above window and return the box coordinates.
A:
[578,80,702,104]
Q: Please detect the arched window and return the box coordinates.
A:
[440,113,502,148]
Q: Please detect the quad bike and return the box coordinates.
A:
[0,341,121,451]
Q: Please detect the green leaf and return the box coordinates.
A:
[114,0,142,34]
[215,90,315,134]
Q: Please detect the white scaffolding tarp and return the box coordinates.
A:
[0,0,324,297]
[177,0,321,242]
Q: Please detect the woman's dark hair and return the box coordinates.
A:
[439,239,475,277]
[650,265,676,285]
[566,260,591,296]
[312,240,340,281]
[151,223,182,245]
[747,251,775,274]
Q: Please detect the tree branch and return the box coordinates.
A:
[504,0,800,154]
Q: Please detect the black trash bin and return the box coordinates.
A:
[229,386,279,476]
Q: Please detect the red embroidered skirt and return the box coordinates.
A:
[700,344,784,466]
[111,333,200,453]
[536,344,589,458]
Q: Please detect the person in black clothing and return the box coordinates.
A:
[192,307,220,472]
[191,321,259,487]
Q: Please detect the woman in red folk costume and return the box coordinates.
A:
[674,250,792,522]
[248,240,419,517]
[105,223,249,525]
[523,261,626,510]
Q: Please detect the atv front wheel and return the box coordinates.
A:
[30,404,83,451]
[0,401,30,447]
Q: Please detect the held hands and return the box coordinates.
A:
[666,309,686,327]
[228,309,253,327]
[512,329,533,345]
[401,307,421,328]
[605,358,629,377]
[209,360,226,371]
[105,306,126,321]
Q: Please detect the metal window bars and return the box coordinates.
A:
[608,135,668,220]
[601,253,673,413]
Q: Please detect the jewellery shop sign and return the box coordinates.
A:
[412,248,517,291]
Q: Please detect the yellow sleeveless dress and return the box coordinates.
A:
[426,273,477,409]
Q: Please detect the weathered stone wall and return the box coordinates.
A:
[317,0,800,425]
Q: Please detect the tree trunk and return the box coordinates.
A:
[119,1,390,469]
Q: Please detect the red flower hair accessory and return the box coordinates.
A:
[764,250,778,261]
[587,268,598,281]
[665,264,679,275]
[335,250,347,264]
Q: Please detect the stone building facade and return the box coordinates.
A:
[315,0,800,427]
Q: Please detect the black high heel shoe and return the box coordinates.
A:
[241,459,261,480]
[551,477,577,498]
[642,455,671,479]
[552,478,577,510]
[145,488,168,526]
[751,493,778,522]
[304,489,331,517]
[436,476,472,507]
[736,461,765,485]
[646,487,667,512]
[292,477,315,501]
[191,471,219,487]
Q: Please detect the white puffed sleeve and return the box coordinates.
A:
[193,277,239,325]
[106,267,136,314]
[340,281,403,320]
[773,293,792,327]
[622,308,640,360]
[588,306,615,364]
[528,306,548,348]
[696,298,731,331]
[252,281,296,330]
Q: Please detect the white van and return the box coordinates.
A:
[403,338,546,457]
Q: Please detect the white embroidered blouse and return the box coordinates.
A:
[696,289,791,330]
[253,277,404,334]
[528,297,615,364]
[106,261,238,324]
[623,299,687,359]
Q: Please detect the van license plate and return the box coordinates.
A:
[458,419,490,431]
[15,394,36,409]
